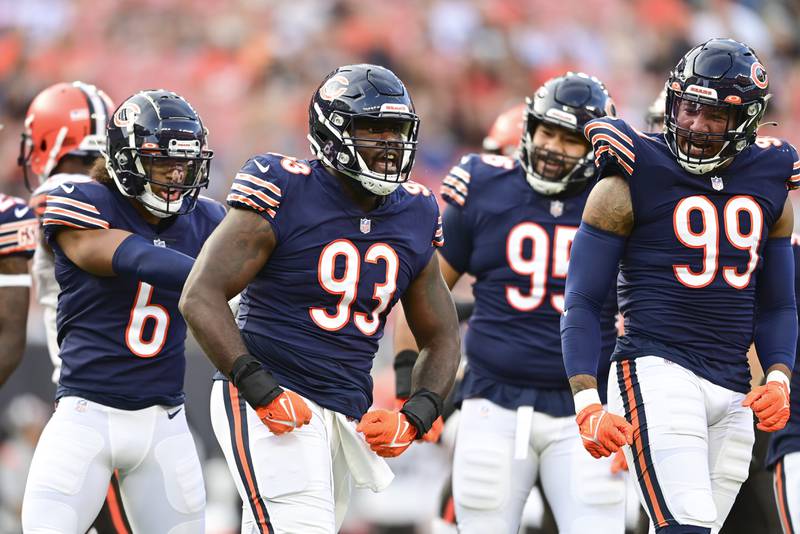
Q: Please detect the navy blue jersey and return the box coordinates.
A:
[587,117,799,393]
[42,181,225,409]
[767,237,800,467]
[0,193,37,259]
[226,153,442,419]
[440,153,618,415]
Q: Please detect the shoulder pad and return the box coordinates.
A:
[227,153,309,219]
[0,194,37,257]
[42,180,111,231]
[196,195,227,223]
[400,181,443,248]
[584,118,636,177]
[441,153,516,208]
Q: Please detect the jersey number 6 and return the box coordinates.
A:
[310,240,399,335]
[126,282,170,358]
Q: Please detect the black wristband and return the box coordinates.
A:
[229,354,283,409]
[400,388,443,437]
[393,350,419,399]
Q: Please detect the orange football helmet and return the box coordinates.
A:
[19,81,113,190]
[482,103,525,156]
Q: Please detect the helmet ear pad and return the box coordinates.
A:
[105,90,213,217]
[519,72,615,197]
[664,38,769,175]
[307,64,420,196]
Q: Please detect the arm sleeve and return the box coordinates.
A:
[561,222,626,378]
[112,234,195,292]
[754,237,798,372]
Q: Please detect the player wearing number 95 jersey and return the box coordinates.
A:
[180,64,460,534]
[394,72,625,534]
[562,39,798,533]
[22,90,223,534]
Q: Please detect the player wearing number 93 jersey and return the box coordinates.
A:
[562,39,798,533]
[180,64,460,533]
[22,90,223,534]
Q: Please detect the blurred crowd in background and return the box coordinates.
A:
[0,0,799,532]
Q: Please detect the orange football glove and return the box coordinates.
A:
[395,397,443,443]
[255,390,312,435]
[576,404,634,459]
[611,449,629,475]
[743,379,790,432]
[357,409,417,457]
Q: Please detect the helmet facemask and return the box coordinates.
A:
[665,90,765,175]
[520,113,593,197]
[106,138,212,218]
[310,104,419,196]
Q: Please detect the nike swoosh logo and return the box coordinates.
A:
[253,159,270,174]
[14,206,29,218]
[61,183,75,194]
[167,407,183,419]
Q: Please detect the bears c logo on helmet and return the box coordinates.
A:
[113,102,141,129]
[319,75,349,102]
[750,62,768,89]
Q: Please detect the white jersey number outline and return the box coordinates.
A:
[673,195,763,289]
[309,240,399,335]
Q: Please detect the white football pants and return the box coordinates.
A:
[22,396,205,533]
[452,397,627,534]
[608,356,754,534]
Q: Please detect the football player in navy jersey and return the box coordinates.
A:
[394,72,624,534]
[21,90,224,533]
[0,191,37,386]
[180,64,460,533]
[18,80,137,534]
[562,38,797,534]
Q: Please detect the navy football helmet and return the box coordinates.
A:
[665,38,769,175]
[105,90,213,217]
[308,64,419,196]
[519,72,616,196]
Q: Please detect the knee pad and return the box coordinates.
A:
[453,439,510,511]
[713,426,753,490]
[22,499,79,533]
[155,434,206,514]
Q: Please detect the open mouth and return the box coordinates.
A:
[372,151,400,174]
[157,189,183,202]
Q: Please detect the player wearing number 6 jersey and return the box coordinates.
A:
[562,39,798,533]
[394,72,626,534]
[22,90,224,533]
[180,64,460,533]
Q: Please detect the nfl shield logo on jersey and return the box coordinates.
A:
[550,200,564,218]
[360,218,371,234]
[711,176,724,191]
[153,238,166,247]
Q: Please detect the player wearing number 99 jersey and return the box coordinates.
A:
[22,90,223,534]
[562,39,798,533]
[180,64,460,533]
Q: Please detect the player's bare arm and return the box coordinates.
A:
[0,255,30,386]
[568,174,633,396]
[55,228,133,276]
[400,251,461,400]
[580,174,634,237]
[180,207,275,376]
[393,254,461,354]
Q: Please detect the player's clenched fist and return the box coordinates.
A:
[576,404,634,458]
[357,410,417,457]
[743,374,790,432]
[256,391,312,435]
